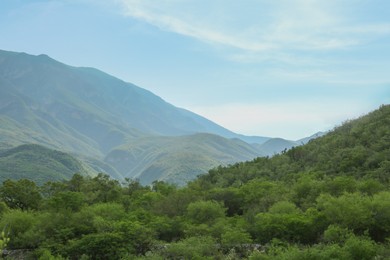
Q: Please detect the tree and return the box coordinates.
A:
[66,232,127,259]
[90,174,122,203]
[317,193,372,233]
[46,191,85,212]
[0,179,42,210]
[186,200,226,225]
[163,236,218,259]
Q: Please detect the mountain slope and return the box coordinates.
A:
[0,144,96,185]
[0,50,269,155]
[3,49,332,185]
[105,133,265,185]
[196,104,390,186]
[0,49,275,184]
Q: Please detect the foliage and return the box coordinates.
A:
[162,236,218,259]
[0,179,41,210]
[0,229,10,254]
[0,105,389,258]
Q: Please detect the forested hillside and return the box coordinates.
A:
[0,105,389,259]
[197,104,390,187]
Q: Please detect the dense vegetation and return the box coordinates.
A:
[0,105,389,259]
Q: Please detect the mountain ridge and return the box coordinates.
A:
[0,49,270,145]
[105,132,266,185]
[0,49,321,184]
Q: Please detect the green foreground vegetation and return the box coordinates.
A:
[0,105,389,259]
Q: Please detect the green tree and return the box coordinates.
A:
[163,236,218,259]
[317,193,372,233]
[66,232,127,259]
[0,179,42,210]
[46,191,85,212]
[114,220,156,255]
[186,200,226,225]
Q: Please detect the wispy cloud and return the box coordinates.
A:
[119,0,275,51]
[119,0,390,56]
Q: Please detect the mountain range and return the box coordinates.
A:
[0,50,319,185]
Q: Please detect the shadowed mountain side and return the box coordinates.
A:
[105,133,266,185]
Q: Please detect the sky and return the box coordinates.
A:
[1,0,389,140]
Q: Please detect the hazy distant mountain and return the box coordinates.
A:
[0,50,269,153]
[296,131,326,144]
[105,133,266,185]
[255,138,297,156]
[253,132,326,156]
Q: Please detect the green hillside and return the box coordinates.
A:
[0,144,95,185]
[105,133,265,185]
[196,104,390,187]
[0,105,389,259]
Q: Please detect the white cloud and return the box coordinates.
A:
[118,0,390,55]
[119,0,274,51]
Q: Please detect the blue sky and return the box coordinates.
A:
[1,0,389,139]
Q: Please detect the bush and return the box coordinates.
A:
[163,236,217,259]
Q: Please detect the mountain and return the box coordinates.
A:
[251,132,326,156]
[0,49,325,185]
[0,50,269,154]
[105,133,266,185]
[0,144,95,185]
[255,138,298,155]
[0,49,276,183]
